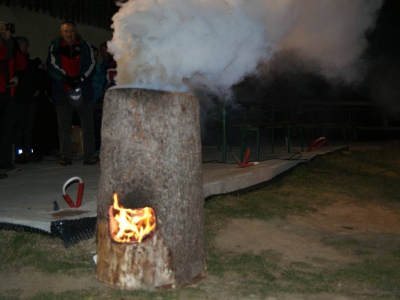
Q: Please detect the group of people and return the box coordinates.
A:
[0,20,117,179]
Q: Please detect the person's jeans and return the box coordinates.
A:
[56,91,96,160]
[14,100,37,156]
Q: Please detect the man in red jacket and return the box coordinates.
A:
[46,21,98,166]
[0,21,27,178]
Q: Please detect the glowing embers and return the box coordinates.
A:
[109,193,156,244]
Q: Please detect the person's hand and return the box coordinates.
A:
[8,77,18,87]
[65,76,81,89]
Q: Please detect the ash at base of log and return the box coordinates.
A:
[51,217,97,248]
[155,270,207,290]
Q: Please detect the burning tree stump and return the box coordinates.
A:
[96,88,206,290]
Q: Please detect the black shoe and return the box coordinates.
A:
[0,173,7,179]
[57,156,72,167]
[0,164,21,172]
[15,154,28,165]
[83,156,100,165]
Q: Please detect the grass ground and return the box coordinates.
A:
[0,141,399,300]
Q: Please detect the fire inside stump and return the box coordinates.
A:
[109,193,156,244]
[96,88,206,290]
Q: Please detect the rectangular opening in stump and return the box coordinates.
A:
[108,193,156,244]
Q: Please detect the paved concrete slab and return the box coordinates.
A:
[0,145,346,236]
[0,158,99,232]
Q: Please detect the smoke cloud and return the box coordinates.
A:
[109,0,383,100]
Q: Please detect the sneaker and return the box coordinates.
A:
[57,156,72,167]
[0,164,21,172]
[83,156,100,165]
[0,173,7,179]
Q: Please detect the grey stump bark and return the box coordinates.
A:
[96,88,206,290]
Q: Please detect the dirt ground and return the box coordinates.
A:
[1,198,399,299]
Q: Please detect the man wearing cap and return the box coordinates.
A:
[0,21,27,178]
[46,21,99,166]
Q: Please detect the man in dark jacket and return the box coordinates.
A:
[99,41,117,90]
[0,21,27,177]
[46,21,99,166]
[13,36,45,164]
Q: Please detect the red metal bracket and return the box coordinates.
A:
[307,137,327,152]
[237,148,255,168]
[62,176,84,208]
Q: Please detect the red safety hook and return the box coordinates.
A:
[307,137,327,152]
[237,148,258,168]
[62,176,84,208]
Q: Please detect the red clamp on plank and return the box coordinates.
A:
[62,176,84,208]
[307,137,327,152]
[238,148,255,168]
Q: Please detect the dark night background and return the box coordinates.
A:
[4,0,399,152]
[229,0,400,142]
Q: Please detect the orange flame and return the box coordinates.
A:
[109,193,156,243]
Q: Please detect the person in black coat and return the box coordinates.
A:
[13,36,45,164]
[0,22,27,176]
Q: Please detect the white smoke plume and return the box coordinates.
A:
[109,0,383,99]
[270,0,383,82]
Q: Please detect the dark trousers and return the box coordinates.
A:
[0,90,15,167]
[31,99,59,156]
[14,100,37,156]
[56,91,95,160]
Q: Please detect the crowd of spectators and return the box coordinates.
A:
[0,20,116,179]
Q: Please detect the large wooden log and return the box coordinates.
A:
[96,88,206,290]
